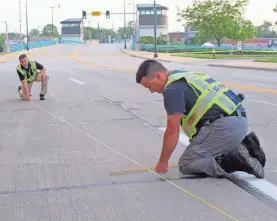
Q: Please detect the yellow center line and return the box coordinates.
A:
[69,52,277,94]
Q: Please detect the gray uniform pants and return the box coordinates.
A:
[178,114,248,177]
[20,73,49,98]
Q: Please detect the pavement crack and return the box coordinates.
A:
[0,175,206,196]
[248,123,277,127]
[81,118,138,123]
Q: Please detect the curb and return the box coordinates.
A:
[120,48,196,65]
[121,48,277,72]
[207,64,277,72]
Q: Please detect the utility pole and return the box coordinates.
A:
[124,0,127,49]
[1,21,9,53]
[88,21,91,42]
[19,0,22,41]
[51,7,54,39]
[50,4,60,40]
[26,0,29,51]
[153,0,158,58]
[133,0,135,41]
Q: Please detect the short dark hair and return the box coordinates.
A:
[19,54,27,61]
[136,59,168,83]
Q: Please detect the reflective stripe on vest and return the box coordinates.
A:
[17,60,38,82]
[165,70,243,141]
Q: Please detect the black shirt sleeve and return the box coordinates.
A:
[17,69,25,81]
[163,80,187,115]
[35,61,44,70]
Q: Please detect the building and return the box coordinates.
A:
[169,30,199,43]
[137,3,168,40]
[221,38,277,48]
[60,18,84,43]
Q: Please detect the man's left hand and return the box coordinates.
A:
[155,160,168,173]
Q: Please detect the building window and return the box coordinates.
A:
[156,10,162,14]
[62,23,79,27]
[162,10,167,15]
[145,10,151,15]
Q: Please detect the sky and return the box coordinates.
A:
[0,0,276,34]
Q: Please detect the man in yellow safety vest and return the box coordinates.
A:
[135,59,266,179]
[17,54,49,101]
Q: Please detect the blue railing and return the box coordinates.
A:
[58,39,83,44]
[138,43,276,52]
[8,39,84,53]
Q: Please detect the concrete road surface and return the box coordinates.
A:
[1,44,277,221]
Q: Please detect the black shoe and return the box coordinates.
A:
[242,131,266,167]
[225,145,264,178]
[215,154,245,173]
[40,94,45,100]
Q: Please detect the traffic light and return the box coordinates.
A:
[82,10,87,19]
[106,10,110,19]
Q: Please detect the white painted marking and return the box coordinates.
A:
[232,172,277,202]
[158,127,277,201]
[248,99,277,107]
[232,74,277,79]
[69,77,85,85]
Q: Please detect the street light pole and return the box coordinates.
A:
[1,21,9,53]
[133,0,135,41]
[51,7,54,39]
[50,4,60,40]
[153,0,158,58]
[124,0,127,49]
[26,0,29,51]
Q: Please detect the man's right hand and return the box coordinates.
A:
[25,95,31,102]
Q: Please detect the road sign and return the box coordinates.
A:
[91,11,101,16]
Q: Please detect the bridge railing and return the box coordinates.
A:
[8,39,84,53]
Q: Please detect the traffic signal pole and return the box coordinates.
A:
[83,10,137,48]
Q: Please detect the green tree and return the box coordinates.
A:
[157,33,168,45]
[0,34,4,53]
[29,29,40,37]
[117,21,135,39]
[84,27,98,40]
[255,21,277,38]
[230,18,256,41]
[98,28,117,42]
[42,24,59,38]
[177,0,250,46]
[273,4,277,25]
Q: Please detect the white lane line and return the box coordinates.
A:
[248,99,277,107]
[69,77,85,85]
[232,74,277,79]
[158,127,277,203]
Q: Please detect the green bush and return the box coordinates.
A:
[139,36,155,44]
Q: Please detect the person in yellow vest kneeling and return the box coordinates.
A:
[17,54,49,101]
[135,59,266,179]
